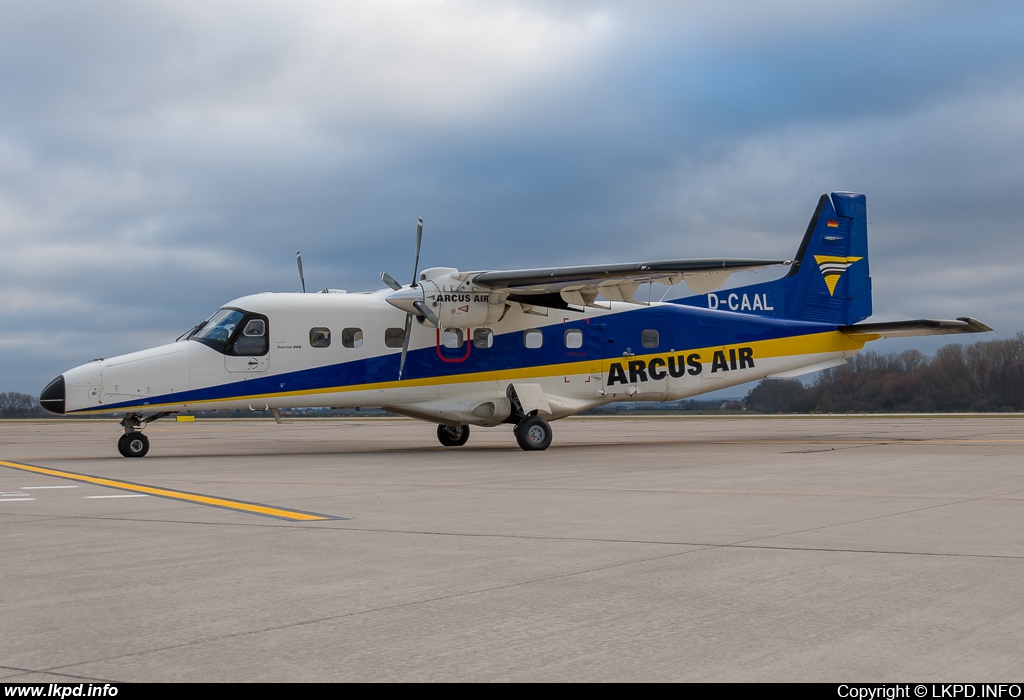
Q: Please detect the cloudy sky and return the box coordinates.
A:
[2,1,1023,394]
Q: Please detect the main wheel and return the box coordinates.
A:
[514,415,552,451]
[117,432,150,458]
[437,424,470,447]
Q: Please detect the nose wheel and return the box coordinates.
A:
[116,412,170,458]
[117,432,150,458]
[437,424,470,447]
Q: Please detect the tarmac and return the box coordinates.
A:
[1,415,1022,682]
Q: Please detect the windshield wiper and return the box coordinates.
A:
[176,320,207,342]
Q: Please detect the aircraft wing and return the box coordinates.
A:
[839,317,992,339]
[470,258,788,305]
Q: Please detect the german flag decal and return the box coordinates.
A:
[814,255,863,296]
[826,220,840,228]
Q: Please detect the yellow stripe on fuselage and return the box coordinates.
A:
[73,330,865,413]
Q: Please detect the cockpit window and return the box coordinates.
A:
[189,308,269,356]
[242,319,265,337]
[191,309,243,348]
[233,318,268,355]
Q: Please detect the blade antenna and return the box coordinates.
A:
[296,251,306,293]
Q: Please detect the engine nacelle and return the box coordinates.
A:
[385,268,508,328]
[419,270,506,329]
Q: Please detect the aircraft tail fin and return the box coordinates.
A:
[675,192,872,325]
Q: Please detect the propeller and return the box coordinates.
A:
[381,271,402,291]
[412,299,439,326]
[412,217,423,287]
[380,217,434,380]
[296,251,306,293]
[398,309,414,381]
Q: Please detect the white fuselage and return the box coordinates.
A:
[58,288,864,425]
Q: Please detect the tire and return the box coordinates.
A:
[514,415,552,451]
[118,432,150,458]
[437,424,470,447]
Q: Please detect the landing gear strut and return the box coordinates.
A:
[117,412,170,458]
[437,424,470,447]
[514,414,552,451]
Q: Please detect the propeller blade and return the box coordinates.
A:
[296,251,306,293]
[411,217,423,286]
[395,216,429,379]
[413,299,440,327]
[398,312,413,380]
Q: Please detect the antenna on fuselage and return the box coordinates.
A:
[296,250,306,293]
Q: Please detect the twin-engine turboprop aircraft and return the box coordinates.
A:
[40,193,990,457]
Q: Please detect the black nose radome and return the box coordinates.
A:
[40,375,66,415]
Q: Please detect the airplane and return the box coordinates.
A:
[38,192,990,457]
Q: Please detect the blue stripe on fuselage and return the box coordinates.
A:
[82,305,836,412]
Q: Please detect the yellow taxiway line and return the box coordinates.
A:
[0,460,344,521]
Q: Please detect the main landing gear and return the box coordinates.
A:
[435,416,553,451]
[513,414,552,451]
[117,412,171,458]
[437,424,471,447]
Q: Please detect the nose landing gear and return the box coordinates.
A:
[117,412,171,458]
[117,432,150,458]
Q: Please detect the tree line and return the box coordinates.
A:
[744,333,1024,413]
[0,392,48,418]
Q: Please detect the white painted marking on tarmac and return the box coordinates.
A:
[85,494,150,499]
[22,485,80,489]
[0,498,34,502]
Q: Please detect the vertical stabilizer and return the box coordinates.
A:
[675,192,872,325]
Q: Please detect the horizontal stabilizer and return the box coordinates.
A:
[769,357,848,378]
[839,317,992,339]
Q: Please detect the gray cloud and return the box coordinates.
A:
[1,1,1022,392]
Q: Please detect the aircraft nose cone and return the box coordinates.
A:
[39,375,66,415]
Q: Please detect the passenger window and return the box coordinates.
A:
[641,329,659,349]
[473,328,493,349]
[564,329,583,349]
[442,329,464,349]
[342,328,363,348]
[310,328,331,348]
[524,329,543,349]
[384,328,405,348]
